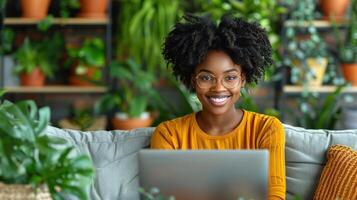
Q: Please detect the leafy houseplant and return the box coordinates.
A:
[59,0,80,18]
[334,0,357,85]
[116,0,182,77]
[0,98,94,199]
[96,59,160,130]
[283,0,329,87]
[67,37,105,86]
[294,84,346,129]
[14,35,63,86]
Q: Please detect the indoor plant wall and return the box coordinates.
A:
[0,95,93,199]
[96,59,161,130]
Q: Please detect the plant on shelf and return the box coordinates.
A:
[334,0,357,86]
[14,34,63,87]
[283,0,330,88]
[0,98,94,199]
[96,59,161,130]
[67,37,105,86]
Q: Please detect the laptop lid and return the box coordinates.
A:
[138,150,269,200]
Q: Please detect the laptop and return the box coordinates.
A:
[138,150,269,200]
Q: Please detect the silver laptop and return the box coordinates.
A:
[138,150,269,200]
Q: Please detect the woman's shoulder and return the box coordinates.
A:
[243,110,282,128]
[156,113,195,130]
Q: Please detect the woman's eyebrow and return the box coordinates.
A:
[224,69,239,73]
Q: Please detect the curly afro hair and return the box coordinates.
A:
[162,14,273,90]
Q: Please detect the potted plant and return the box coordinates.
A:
[334,0,357,86]
[20,0,51,19]
[67,37,105,86]
[319,0,350,21]
[14,35,63,87]
[0,96,94,199]
[283,0,329,87]
[77,0,109,19]
[58,101,107,131]
[96,59,160,130]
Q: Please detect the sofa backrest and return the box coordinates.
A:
[284,124,357,200]
[46,125,357,200]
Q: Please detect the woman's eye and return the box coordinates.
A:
[200,75,213,81]
[225,76,238,81]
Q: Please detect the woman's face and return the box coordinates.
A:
[193,50,245,116]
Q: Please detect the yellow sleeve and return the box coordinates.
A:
[150,123,176,149]
[260,118,286,200]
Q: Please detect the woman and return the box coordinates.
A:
[151,14,286,200]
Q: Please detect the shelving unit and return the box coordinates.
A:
[4,86,107,93]
[283,85,357,93]
[4,17,109,25]
[0,1,113,122]
[278,5,355,124]
[284,19,347,28]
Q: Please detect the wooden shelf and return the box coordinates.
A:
[283,85,357,93]
[4,17,109,25]
[284,19,347,28]
[4,86,108,93]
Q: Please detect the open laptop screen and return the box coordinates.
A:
[138,150,269,200]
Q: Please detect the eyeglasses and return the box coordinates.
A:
[194,71,242,89]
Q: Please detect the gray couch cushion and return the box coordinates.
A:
[284,124,357,200]
[46,125,357,200]
[46,126,154,200]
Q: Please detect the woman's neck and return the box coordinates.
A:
[196,108,243,136]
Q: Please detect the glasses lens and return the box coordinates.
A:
[195,72,241,89]
[222,73,240,88]
[196,72,214,89]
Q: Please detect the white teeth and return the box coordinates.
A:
[210,97,228,103]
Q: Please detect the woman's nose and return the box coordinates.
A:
[210,79,226,91]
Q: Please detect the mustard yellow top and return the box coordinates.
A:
[151,110,286,200]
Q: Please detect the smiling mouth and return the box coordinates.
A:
[207,95,231,106]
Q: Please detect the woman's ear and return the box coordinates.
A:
[240,72,246,87]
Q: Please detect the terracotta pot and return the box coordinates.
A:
[341,63,357,86]
[20,0,51,19]
[112,113,154,130]
[20,68,45,87]
[78,0,109,18]
[69,66,100,86]
[320,0,350,21]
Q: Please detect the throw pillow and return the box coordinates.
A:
[313,145,357,200]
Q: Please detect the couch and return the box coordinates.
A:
[46,124,357,200]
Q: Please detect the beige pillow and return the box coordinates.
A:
[313,145,357,200]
